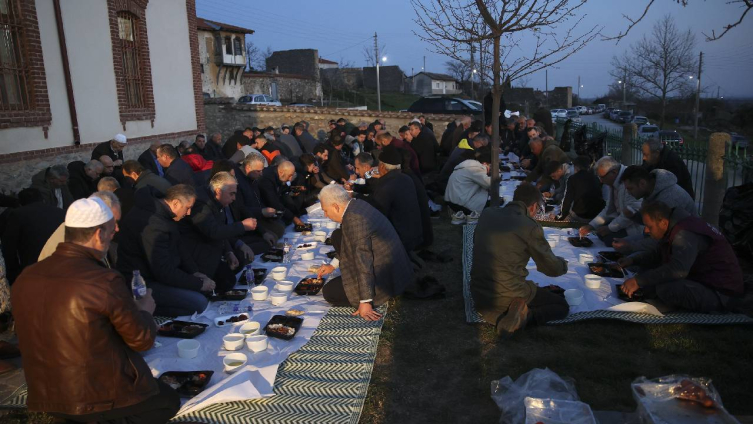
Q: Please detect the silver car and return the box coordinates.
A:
[238,94,282,107]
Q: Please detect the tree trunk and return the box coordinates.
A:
[489,34,502,206]
[660,93,667,129]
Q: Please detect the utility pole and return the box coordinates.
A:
[374,32,381,112]
[694,51,703,141]
[423,56,426,73]
[470,44,475,100]
[577,75,580,100]
[716,86,720,99]
[545,69,548,107]
[622,71,627,106]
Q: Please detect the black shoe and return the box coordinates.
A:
[430,210,441,219]
[495,298,530,339]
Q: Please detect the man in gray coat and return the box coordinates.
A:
[317,185,412,320]
[471,183,569,338]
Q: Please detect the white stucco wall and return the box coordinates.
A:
[0,0,197,156]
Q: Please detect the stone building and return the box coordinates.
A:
[243,72,321,105]
[363,66,407,93]
[265,49,320,80]
[197,17,254,99]
[0,0,205,194]
[318,57,338,70]
[320,67,363,91]
[409,72,461,96]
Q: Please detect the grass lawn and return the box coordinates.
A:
[360,215,753,423]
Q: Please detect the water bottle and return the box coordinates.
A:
[131,270,147,300]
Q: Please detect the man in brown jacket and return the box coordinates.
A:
[525,137,571,189]
[11,198,179,423]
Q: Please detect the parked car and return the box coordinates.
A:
[604,107,615,118]
[637,124,660,139]
[407,96,482,116]
[609,109,622,121]
[632,116,650,126]
[731,134,750,149]
[657,130,684,147]
[466,100,483,111]
[550,109,568,119]
[238,94,282,106]
[575,106,588,115]
[617,110,633,123]
[565,110,581,123]
[596,104,606,113]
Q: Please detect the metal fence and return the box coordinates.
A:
[556,119,752,217]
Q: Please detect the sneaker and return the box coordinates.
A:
[430,210,441,219]
[450,210,466,225]
[466,211,481,223]
[495,298,530,339]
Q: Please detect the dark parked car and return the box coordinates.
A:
[407,96,482,116]
[657,130,684,147]
[731,134,749,149]
[617,111,633,123]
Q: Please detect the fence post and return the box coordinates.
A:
[621,123,635,165]
[701,132,730,225]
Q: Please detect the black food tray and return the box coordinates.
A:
[262,248,284,263]
[294,223,313,232]
[158,320,208,339]
[326,251,337,259]
[209,289,247,301]
[568,237,593,247]
[264,315,303,341]
[245,268,267,284]
[588,263,625,278]
[159,371,213,398]
[615,284,645,302]
[598,251,624,262]
[294,277,324,295]
[510,175,527,181]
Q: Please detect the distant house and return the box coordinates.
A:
[411,72,461,96]
[197,17,254,99]
[363,66,407,93]
[318,58,339,70]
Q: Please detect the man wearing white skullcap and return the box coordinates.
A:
[11,198,179,422]
[91,134,126,168]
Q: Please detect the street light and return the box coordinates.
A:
[471,69,477,99]
[376,56,387,111]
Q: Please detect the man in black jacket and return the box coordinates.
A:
[179,173,258,288]
[137,140,164,177]
[408,121,440,175]
[117,185,216,316]
[257,161,306,227]
[122,160,172,194]
[223,128,253,159]
[547,156,605,222]
[67,160,103,200]
[157,144,196,187]
[91,134,126,166]
[238,154,285,239]
[641,138,695,199]
[368,147,423,253]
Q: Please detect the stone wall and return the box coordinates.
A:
[243,73,321,104]
[265,49,319,80]
[204,101,456,145]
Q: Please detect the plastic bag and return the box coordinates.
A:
[632,375,740,424]
[524,397,596,424]
[491,368,580,424]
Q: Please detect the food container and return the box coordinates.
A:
[238,321,260,337]
[158,371,213,398]
[546,234,560,243]
[246,335,269,353]
[301,251,315,261]
[274,281,294,292]
[270,266,287,281]
[564,289,584,306]
[222,334,245,351]
[579,253,594,265]
[223,353,247,373]
[313,231,327,242]
[547,240,556,248]
[250,286,269,301]
[177,339,200,359]
[325,221,337,229]
[584,274,602,289]
[270,291,288,306]
[264,315,303,341]
[158,320,208,339]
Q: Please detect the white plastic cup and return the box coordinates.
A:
[223,352,247,373]
[270,291,288,306]
[222,334,245,351]
[313,231,327,242]
[274,281,294,292]
[326,222,337,229]
[251,286,268,301]
[239,321,260,336]
[584,274,602,289]
[547,240,556,248]
[301,251,315,261]
[246,335,268,353]
[177,339,200,359]
[270,266,287,281]
[547,234,560,243]
[579,253,594,265]
[564,289,584,306]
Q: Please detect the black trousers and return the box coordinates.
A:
[53,380,180,424]
[527,287,570,325]
[214,259,240,292]
[597,229,628,248]
[322,229,351,307]
[654,279,726,313]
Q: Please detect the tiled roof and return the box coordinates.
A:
[196,17,254,34]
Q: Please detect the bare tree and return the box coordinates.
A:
[412,0,601,205]
[605,0,752,42]
[261,46,274,70]
[363,43,387,67]
[245,40,260,71]
[445,59,472,82]
[516,76,531,88]
[612,15,696,127]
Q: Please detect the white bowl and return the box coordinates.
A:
[246,335,268,353]
[274,281,294,292]
[177,339,200,359]
[584,274,602,289]
[270,266,287,281]
[578,253,594,265]
[251,286,269,301]
[223,352,247,373]
[325,222,337,229]
[270,291,288,306]
[301,251,315,261]
[313,231,327,242]
[547,234,560,242]
[222,334,245,351]
[564,289,584,306]
[547,240,556,248]
[239,321,261,336]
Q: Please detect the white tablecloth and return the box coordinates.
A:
[143,210,340,416]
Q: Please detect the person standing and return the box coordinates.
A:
[12,198,179,423]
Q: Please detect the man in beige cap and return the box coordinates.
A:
[12,198,179,422]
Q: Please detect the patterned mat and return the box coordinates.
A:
[0,306,386,424]
[462,224,753,325]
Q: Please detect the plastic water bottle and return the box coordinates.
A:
[131,270,147,300]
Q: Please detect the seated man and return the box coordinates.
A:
[30,164,73,210]
[444,146,492,223]
[12,198,179,422]
[316,185,412,320]
[549,156,605,223]
[471,183,569,338]
[67,159,103,200]
[618,201,744,312]
[524,136,570,188]
[118,185,216,316]
[157,144,196,187]
[642,137,694,198]
[579,156,643,247]
[237,153,285,238]
[122,160,173,194]
[542,160,573,202]
[137,140,164,177]
[257,161,307,227]
[436,130,486,191]
[620,165,697,221]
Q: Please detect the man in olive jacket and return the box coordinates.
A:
[525,137,571,189]
[471,183,569,338]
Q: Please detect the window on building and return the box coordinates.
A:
[0,0,31,111]
[225,36,232,55]
[117,12,145,109]
[233,36,242,56]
